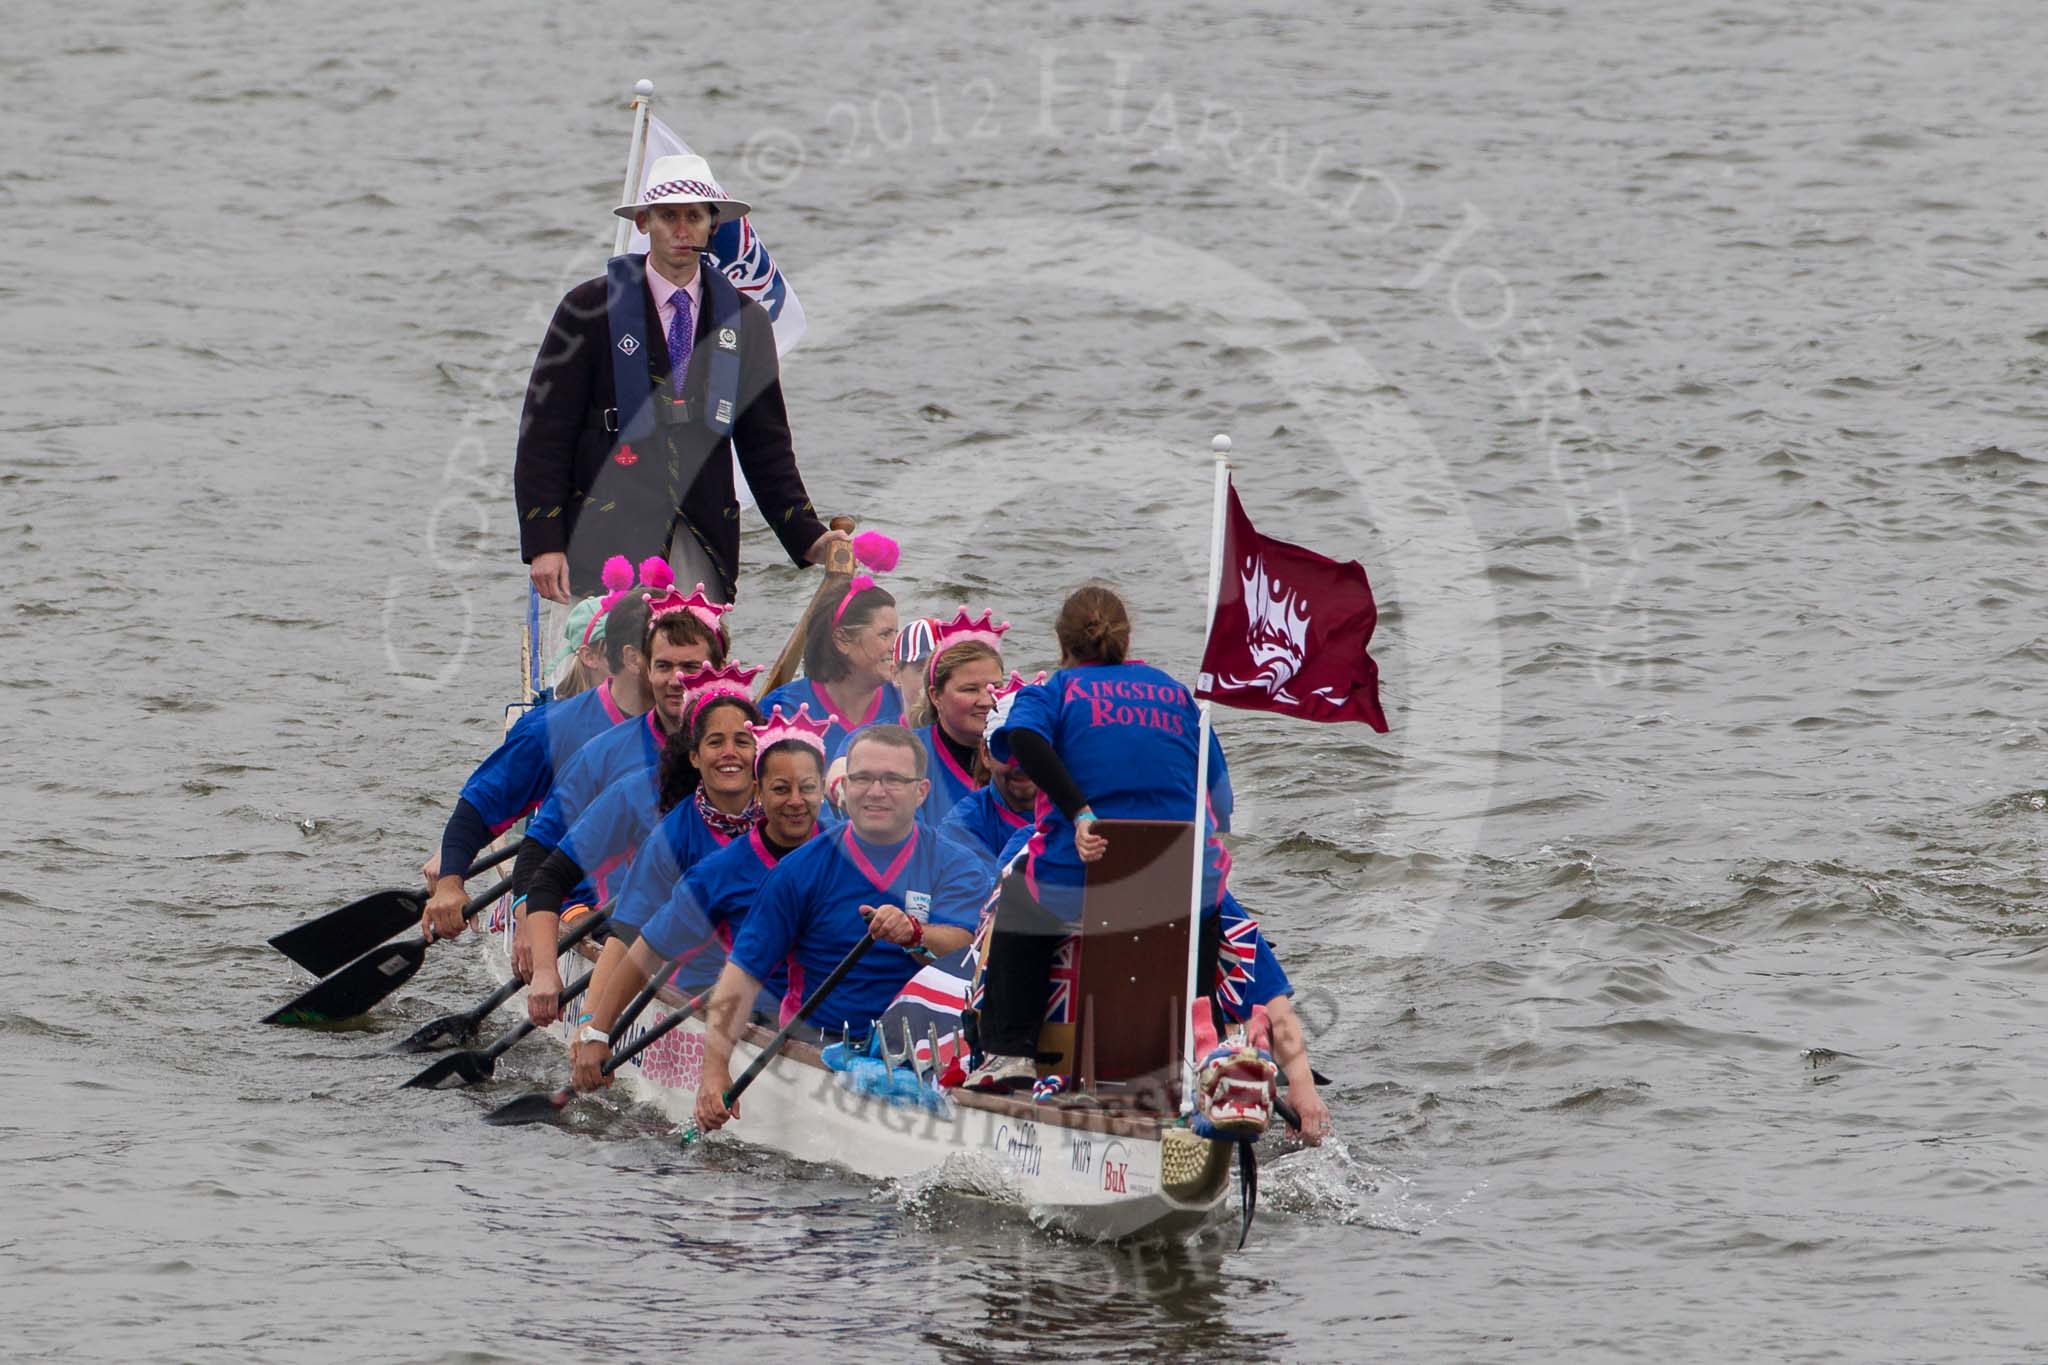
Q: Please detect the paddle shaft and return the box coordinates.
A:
[603,985,705,1074]
[606,956,676,1046]
[483,964,598,1061]
[723,933,874,1106]
[460,907,614,1025]
[460,843,518,880]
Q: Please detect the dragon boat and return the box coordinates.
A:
[478,890,1238,1242]
[474,520,1260,1242]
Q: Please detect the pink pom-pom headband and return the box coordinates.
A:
[638,556,675,592]
[831,573,879,628]
[583,556,682,646]
[851,531,900,573]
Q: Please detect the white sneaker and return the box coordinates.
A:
[960,1054,1036,1093]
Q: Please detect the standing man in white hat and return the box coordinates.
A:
[514,153,847,605]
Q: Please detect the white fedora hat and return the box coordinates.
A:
[613,153,752,223]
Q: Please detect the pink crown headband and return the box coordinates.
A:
[647,577,732,632]
[749,703,833,771]
[681,662,764,727]
[990,670,1048,705]
[927,608,1012,684]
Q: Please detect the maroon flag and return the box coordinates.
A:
[1195,480,1388,730]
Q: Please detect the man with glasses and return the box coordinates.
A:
[691,725,984,1133]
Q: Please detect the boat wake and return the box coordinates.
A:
[1252,1138,1454,1234]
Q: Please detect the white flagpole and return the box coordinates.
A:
[1181,432,1232,1111]
[611,78,655,257]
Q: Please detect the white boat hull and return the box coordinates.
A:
[479,906,1233,1242]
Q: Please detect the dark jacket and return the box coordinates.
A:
[512,255,826,598]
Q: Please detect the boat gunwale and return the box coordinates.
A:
[574,939,1183,1142]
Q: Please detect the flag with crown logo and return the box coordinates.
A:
[1195,479,1388,730]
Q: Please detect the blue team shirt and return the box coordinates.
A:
[938,784,1033,871]
[610,796,743,933]
[642,825,823,1011]
[526,710,666,850]
[756,679,905,763]
[555,771,662,903]
[454,681,630,840]
[987,661,1229,919]
[731,824,985,1030]
[914,723,981,826]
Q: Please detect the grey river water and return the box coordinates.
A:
[5,1,2047,1360]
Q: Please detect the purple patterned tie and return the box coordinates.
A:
[666,289,694,398]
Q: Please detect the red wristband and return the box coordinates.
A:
[908,917,925,948]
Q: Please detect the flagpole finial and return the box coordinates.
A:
[633,78,654,98]
[1211,433,1231,454]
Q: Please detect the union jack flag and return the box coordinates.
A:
[879,913,988,1070]
[1215,912,1259,1009]
[708,214,805,349]
[1045,934,1081,1024]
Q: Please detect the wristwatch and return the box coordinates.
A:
[577,1025,609,1047]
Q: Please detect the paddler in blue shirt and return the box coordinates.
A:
[908,609,1008,828]
[691,725,985,1134]
[963,585,1233,1092]
[757,577,905,762]
[507,603,733,1019]
[418,584,656,942]
[937,672,1045,874]
[568,705,835,1092]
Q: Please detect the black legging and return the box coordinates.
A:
[976,873,1222,1061]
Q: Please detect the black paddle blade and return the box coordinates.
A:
[261,938,426,1027]
[389,1012,481,1055]
[268,888,424,978]
[401,1047,497,1090]
[482,1089,572,1126]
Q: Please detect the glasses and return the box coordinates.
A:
[843,771,919,792]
